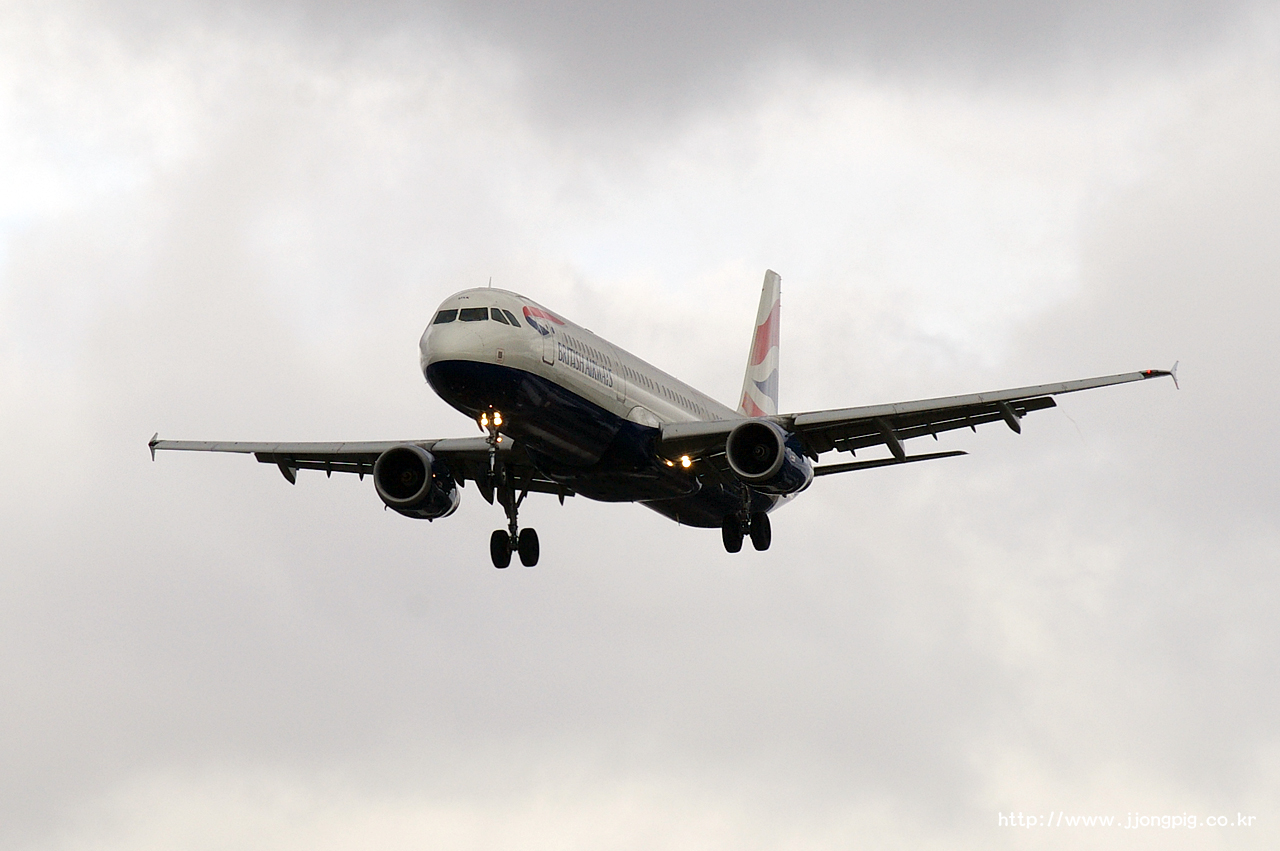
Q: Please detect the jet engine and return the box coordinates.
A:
[373,444,461,520]
[725,420,813,495]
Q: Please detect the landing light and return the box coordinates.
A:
[479,413,489,428]
[680,455,692,468]
[494,411,503,427]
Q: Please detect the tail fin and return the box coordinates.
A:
[738,269,781,417]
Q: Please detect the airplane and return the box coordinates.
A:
[150,270,1177,568]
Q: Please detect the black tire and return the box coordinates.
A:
[490,529,512,568]
[518,528,540,567]
[721,515,744,553]
[749,511,771,551]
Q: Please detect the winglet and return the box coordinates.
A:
[1141,362,1180,389]
[149,433,159,461]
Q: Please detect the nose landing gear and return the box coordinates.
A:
[490,486,540,568]
[481,409,540,569]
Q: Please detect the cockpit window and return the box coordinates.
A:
[502,309,522,327]
[458,307,489,322]
[432,309,458,324]
[490,308,510,325]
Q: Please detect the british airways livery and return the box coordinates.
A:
[151,271,1176,568]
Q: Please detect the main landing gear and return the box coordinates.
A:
[481,409,540,569]
[721,511,771,553]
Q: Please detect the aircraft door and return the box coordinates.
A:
[542,329,555,365]
[607,345,627,402]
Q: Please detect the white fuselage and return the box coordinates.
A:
[420,287,741,429]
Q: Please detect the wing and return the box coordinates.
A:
[148,434,572,498]
[659,367,1177,474]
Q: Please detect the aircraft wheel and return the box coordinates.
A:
[749,512,771,551]
[721,515,744,553]
[518,528,540,567]
[490,529,512,568]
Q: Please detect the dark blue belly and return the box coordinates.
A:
[426,360,705,505]
[427,359,620,466]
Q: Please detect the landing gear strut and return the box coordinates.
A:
[721,510,771,553]
[482,409,539,569]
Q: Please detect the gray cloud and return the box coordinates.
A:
[441,0,1263,114]
[72,0,1273,131]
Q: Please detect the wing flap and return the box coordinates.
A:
[150,439,410,456]
[659,368,1172,464]
[790,370,1167,430]
[813,450,968,476]
[150,435,572,496]
[149,436,497,458]
[812,396,1056,454]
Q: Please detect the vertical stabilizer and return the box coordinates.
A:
[739,270,781,417]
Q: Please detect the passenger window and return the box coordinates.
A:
[458,307,489,322]
[490,308,510,325]
[433,309,458,324]
[502,309,522,327]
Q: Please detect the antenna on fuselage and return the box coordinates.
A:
[488,276,492,288]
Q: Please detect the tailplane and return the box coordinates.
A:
[738,270,781,417]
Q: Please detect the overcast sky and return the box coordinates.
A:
[2,1,1279,848]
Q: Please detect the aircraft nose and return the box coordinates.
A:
[420,320,484,372]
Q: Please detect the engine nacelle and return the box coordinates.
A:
[725,420,813,495]
[373,444,461,520]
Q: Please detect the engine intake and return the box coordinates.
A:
[725,420,813,495]
[373,444,461,520]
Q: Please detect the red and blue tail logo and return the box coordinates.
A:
[739,270,781,417]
